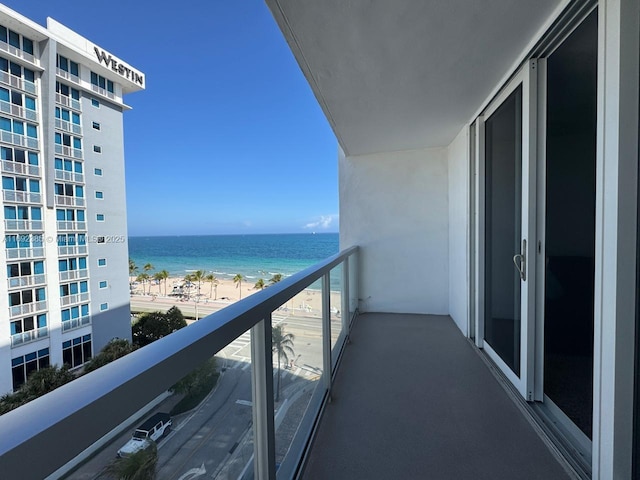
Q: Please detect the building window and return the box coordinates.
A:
[99,280,107,289]
[93,145,102,154]
[56,82,80,102]
[62,334,91,369]
[94,168,102,176]
[11,348,49,391]
[98,258,106,267]
[96,214,104,221]
[92,122,100,130]
[90,72,114,94]
[56,55,79,77]
[100,303,108,311]
[95,191,103,199]
[91,98,100,108]
[0,26,35,56]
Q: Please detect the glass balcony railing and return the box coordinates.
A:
[55,93,81,111]
[9,299,47,317]
[55,118,82,135]
[1,160,40,177]
[2,190,41,204]
[60,292,90,307]
[4,219,43,231]
[0,41,36,65]
[0,70,36,95]
[56,220,86,231]
[5,247,45,259]
[0,99,37,122]
[7,273,46,289]
[54,144,82,159]
[54,169,83,183]
[61,315,91,333]
[0,130,38,149]
[57,244,87,256]
[10,326,48,347]
[90,83,117,101]
[56,68,80,85]
[54,195,85,208]
[59,269,88,282]
[0,247,359,479]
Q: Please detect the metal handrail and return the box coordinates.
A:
[0,246,357,478]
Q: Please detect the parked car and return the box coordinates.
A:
[117,412,172,457]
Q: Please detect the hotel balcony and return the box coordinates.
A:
[54,194,85,208]
[0,70,36,95]
[10,325,48,347]
[5,246,44,260]
[0,99,37,122]
[57,244,87,256]
[54,117,82,135]
[59,268,88,282]
[60,291,89,307]
[56,67,80,85]
[54,168,83,183]
[1,159,40,177]
[54,144,82,159]
[7,272,45,289]
[9,299,46,318]
[55,92,81,111]
[0,39,37,65]
[2,190,41,204]
[56,220,86,231]
[0,129,38,149]
[4,219,42,231]
[61,315,91,333]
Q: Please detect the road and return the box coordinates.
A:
[66,311,341,479]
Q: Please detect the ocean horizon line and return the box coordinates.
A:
[128,232,338,239]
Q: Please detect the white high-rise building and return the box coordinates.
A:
[0,5,144,394]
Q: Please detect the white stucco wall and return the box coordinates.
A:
[447,126,470,335]
[339,146,449,314]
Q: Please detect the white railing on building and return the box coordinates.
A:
[56,68,80,85]
[9,299,47,317]
[4,219,43,231]
[10,326,48,347]
[0,130,38,149]
[60,292,90,307]
[55,93,81,112]
[7,273,46,289]
[54,144,82,159]
[57,245,87,256]
[1,160,40,177]
[54,195,85,208]
[0,99,37,122]
[90,84,117,101]
[56,221,86,231]
[0,70,36,95]
[59,269,88,282]
[5,247,45,259]
[0,41,36,64]
[0,247,359,479]
[3,190,41,204]
[54,118,82,135]
[54,169,83,183]
[61,315,91,333]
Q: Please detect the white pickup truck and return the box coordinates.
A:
[117,412,172,457]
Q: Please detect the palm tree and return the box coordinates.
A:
[269,273,283,285]
[106,441,158,480]
[156,269,170,296]
[254,278,265,290]
[183,273,194,300]
[143,262,154,274]
[136,273,150,295]
[272,325,295,402]
[205,273,219,299]
[233,273,244,299]
[129,259,138,284]
[191,269,206,297]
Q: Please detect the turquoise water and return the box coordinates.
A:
[128,233,340,284]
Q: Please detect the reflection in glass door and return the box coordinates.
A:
[484,87,523,377]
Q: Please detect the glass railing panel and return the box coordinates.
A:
[329,264,344,356]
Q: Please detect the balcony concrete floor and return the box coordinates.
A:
[302,313,572,479]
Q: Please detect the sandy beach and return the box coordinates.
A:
[129,275,343,320]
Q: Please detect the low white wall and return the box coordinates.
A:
[339,146,449,314]
[447,126,470,335]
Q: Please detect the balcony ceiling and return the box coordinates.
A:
[266,0,563,156]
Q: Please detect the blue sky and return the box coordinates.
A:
[4,0,338,235]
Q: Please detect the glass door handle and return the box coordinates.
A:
[513,239,526,281]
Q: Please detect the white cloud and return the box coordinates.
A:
[303,214,337,230]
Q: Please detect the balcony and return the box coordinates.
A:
[57,244,87,256]
[90,83,117,101]
[4,219,43,231]
[2,190,41,204]
[61,315,91,333]
[57,220,86,231]
[7,273,46,289]
[55,93,81,111]
[1,160,40,177]
[0,41,36,65]
[56,68,80,85]
[0,70,36,95]
[54,144,82,159]
[0,99,37,122]
[60,292,90,307]
[55,117,82,135]
[59,269,88,282]
[54,169,83,183]
[5,247,44,260]
[9,299,46,317]
[0,130,38,149]
[54,195,85,208]
[11,326,48,347]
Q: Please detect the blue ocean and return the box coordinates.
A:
[128,233,340,284]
